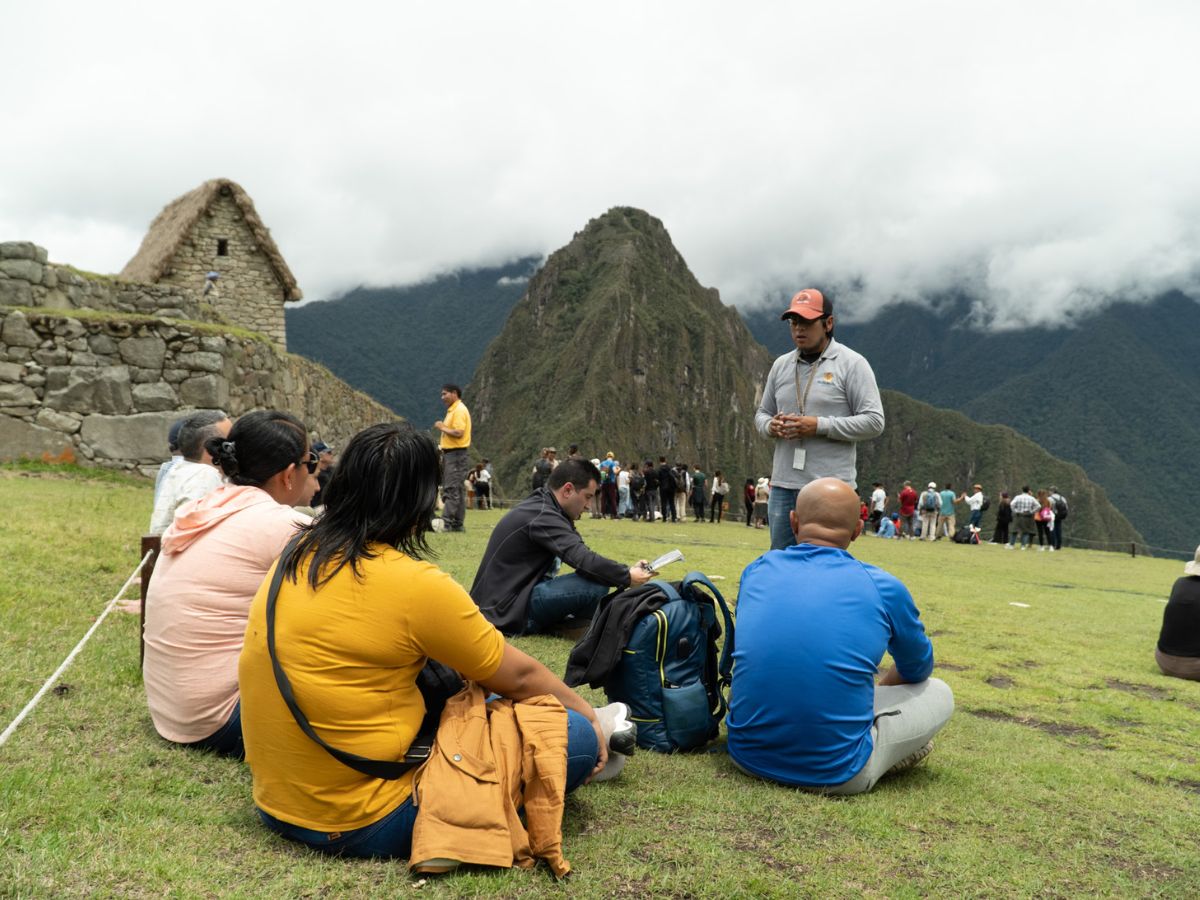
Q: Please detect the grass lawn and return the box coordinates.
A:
[1,465,1197,897]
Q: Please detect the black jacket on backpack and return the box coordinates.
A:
[565,584,672,688]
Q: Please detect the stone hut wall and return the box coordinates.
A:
[0,241,204,320]
[155,190,290,348]
[0,307,397,475]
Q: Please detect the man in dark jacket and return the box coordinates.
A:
[471,458,655,635]
[657,456,677,523]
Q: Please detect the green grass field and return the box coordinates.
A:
[1,465,1197,897]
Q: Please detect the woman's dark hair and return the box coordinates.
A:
[283,421,440,589]
[204,410,307,486]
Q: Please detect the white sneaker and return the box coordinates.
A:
[592,702,636,782]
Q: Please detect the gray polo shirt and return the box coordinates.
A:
[754,337,885,490]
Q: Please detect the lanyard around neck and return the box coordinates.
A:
[793,351,824,417]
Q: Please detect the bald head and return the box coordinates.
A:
[790,478,864,549]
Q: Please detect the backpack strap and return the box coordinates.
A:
[678,571,736,714]
[266,535,417,780]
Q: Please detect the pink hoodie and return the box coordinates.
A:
[144,484,310,743]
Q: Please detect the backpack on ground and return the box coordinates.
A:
[569,572,734,753]
[952,525,978,544]
[1054,495,1068,520]
[922,490,939,512]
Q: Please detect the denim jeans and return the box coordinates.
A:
[526,572,612,634]
[257,708,598,859]
[767,486,800,550]
[181,701,244,759]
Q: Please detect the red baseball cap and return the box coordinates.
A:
[780,288,830,320]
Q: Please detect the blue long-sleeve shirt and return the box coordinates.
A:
[728,544,934,786]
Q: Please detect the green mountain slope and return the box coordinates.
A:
[743,292,1200,552]
[285,258,538,426]
[469,207,775,495]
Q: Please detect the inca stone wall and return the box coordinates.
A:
[0,241,203,320]
[0,307,398,475]
[155,190,289,348]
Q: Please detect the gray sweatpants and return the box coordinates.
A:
[823,678,955,795]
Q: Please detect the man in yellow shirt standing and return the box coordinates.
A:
[434,383,472,532]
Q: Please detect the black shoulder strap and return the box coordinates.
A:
[266,535,415,780]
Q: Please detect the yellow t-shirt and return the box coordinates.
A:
[239,546,504,831]
[439,400,471,450]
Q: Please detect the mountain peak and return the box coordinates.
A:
[470,209,772,493]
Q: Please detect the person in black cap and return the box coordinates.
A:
[754,289,885,551]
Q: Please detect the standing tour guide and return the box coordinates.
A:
[755,289,884,550]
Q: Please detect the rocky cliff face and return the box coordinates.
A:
[470,207,774,496]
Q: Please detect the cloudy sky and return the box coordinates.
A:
[3,1,1198,327]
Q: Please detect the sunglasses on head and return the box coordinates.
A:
[300,450,319,474]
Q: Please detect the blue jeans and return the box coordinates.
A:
[181,701,244,759]
[767,486,800,550]
[526,572,611,634]
[258,708,598,859]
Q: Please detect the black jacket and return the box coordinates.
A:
[470,488,630,634]
[565,582,671,688]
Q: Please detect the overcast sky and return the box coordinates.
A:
[3,1,1198,328]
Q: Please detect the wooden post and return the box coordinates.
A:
[139,535,162,671]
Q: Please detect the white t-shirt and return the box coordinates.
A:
[149,460,224,535]
[965,491,984,511]
[618,469,631,489]
[871,488,886,512]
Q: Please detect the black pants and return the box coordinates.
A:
[709,496,724,523]
[744,499,754,526]
[660,488,676,522]
[693,493,706,521]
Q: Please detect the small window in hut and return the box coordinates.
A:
[216,238,229,257]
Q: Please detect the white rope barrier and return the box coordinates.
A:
[0,549,153,748]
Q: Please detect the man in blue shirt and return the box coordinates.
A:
[727,478,954,794]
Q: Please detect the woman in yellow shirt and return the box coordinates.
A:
[239,421,619,859]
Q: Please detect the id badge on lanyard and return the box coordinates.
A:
[792,357,821,471]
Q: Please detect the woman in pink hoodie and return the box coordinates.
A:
[142,410,315,757]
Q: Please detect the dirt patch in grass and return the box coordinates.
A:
[986,675,1015,689]
[968,709,1105,741]
[937,662,970,671]
[1104,678,1169,699]
[1020,659,1041,668]
[1168,778,1200,795]
[1107,857,1185,881]
[927,630,952,637]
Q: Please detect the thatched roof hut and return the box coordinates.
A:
[120,178,302,301]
